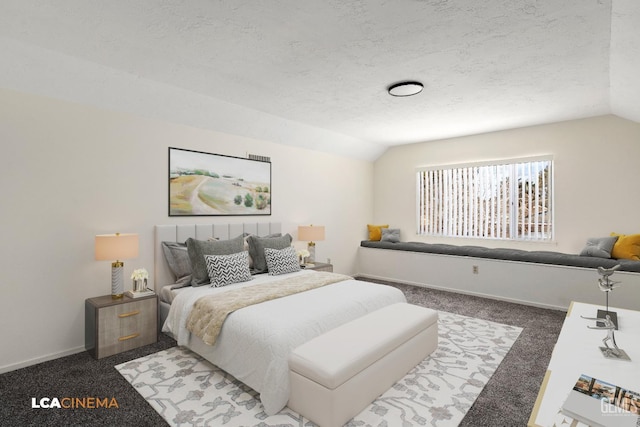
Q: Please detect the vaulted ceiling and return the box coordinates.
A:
[1,1,638,160]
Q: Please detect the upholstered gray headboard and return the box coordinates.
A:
[154,222,282,289]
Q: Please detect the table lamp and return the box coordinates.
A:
[95,233,139,299]
[298,225,325,265]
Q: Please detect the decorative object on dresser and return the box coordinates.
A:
[85,294,157,359]
[560,374,639,427]
[297,224,325,264]
[580,314,631,360]
[168,147,271,217]
[94,233,139,299]
[595,264,622,329]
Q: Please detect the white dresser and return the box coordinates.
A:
[528,301,640,426]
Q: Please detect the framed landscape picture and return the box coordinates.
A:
[169,147,271,216]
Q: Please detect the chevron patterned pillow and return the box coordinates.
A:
[204,251,253,287]
[264,246,301,276]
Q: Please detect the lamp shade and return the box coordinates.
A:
[298,225,325,242]
[95,233,139,261]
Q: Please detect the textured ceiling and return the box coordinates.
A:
[1,0,639,160]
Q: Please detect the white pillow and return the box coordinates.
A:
[264,246,301,276]
[204,251,252,287]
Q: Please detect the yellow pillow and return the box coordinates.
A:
[610,233,640,260]
[367,224,389,241]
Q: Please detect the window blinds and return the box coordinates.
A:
[417,158,552,240]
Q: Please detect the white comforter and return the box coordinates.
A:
[162,270,406,415]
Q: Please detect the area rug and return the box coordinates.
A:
[116,311,522,426]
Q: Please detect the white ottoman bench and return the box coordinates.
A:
[288,303,438,427]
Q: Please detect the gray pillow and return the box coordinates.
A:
[247,234,293,273]
[243,232,281,268]
[186,234,245,286]
[580,236,619,258]
[381,228,401,243]
[161,241,192,287]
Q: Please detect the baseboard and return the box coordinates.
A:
[356,273,568,312]
[0,345,86,375]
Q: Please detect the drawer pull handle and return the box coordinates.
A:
[118,310,140,318]
[118,333,140,341]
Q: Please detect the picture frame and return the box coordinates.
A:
[168,147,271,216]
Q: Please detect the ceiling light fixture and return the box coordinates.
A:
[388,81,424,97]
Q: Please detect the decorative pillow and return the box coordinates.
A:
[204,251,252,287]
[367,224,389,241]
[244,233,281,269]
[579,236,618,258]
[610,233,640,260]
[247,234,293,273]
[264,247,301,276]
[161,241,193,287]
[186,234,245,286]
[381,228,401,243]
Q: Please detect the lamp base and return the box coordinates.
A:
[111,262,124,299]
[307,242,316,263]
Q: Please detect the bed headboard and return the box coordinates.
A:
[154,222,282,289]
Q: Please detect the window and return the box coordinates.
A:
[417,157,553,241]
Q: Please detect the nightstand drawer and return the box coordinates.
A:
[97,299,156,357]
[86,294,158,359]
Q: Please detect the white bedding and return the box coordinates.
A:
[162,270,406,415]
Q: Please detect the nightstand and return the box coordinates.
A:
[303,262,333,272]
[85,294,158,359]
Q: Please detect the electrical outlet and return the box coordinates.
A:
[327,258,331,264]
[472,265,479,274]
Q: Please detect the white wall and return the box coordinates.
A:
[4,90,637,374]
[0,88,373,373]
[373,115,640,253]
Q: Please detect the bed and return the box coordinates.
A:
[154,223,407,415]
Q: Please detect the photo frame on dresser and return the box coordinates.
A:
[168,147,271,216]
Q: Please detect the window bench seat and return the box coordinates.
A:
[357,241,640,311]
[360,240,640,272]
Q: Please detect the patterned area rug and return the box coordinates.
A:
[116,311,522,426]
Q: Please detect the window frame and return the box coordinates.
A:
[416,156,554,241]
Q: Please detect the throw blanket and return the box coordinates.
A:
[186,271,351,345]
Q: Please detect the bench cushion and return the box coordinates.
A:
[360,240,640,272]
[289,303,438,390]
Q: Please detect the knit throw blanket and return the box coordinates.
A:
[186,272,352,345]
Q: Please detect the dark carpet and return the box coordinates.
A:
[367,279,566,427]
[0,280,565,426]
